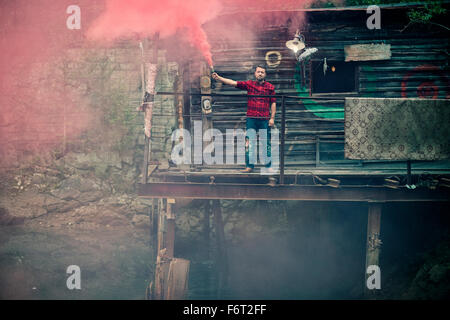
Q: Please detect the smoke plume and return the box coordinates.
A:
[87,0,223,67]
[0,1,98,167]
[0,0,316,167]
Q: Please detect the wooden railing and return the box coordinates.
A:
[142,92,346,184]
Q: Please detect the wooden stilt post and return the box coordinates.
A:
[153,249,171,300]
[150,199,158,257]
[157,198,166,254]
[166,258,190,299]
[166,198,176,258]
[212,199,228,299]
[200,62,213,166]
[153,198,169,300]
[204,200,213,296]
[365,202,382,297]
[152,198,190,300]
[203,200,211,260]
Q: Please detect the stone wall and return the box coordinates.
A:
[0,42,179,232]
[1,41,179,175]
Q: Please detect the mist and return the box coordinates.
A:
[0,0,313,166]
[177,200,450,299]
[0,0,101,166]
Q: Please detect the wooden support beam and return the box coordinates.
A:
[203,200,211,260]
[157,199,165,254]
[153,195,170,302]
[212,199,228,298]
[138,182,450,202]
[201,62,213,166]
[156,199,176,259]
[150,199,158,256]
[142,137,150,184]
[153,250,171,300]
[166,258,190,300]
[152,198,190,300]
[166,201,175,258]
[365,202,382,297]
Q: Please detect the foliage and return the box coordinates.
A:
[309,0,338,8]
[345,0,444,6]
[407,1,447,24]
[404,240,450,299]
[309,0,448,29]
[61,50,142,155]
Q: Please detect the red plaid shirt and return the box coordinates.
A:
[236,80,276,119]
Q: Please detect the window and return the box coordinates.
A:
[311,61,357,94]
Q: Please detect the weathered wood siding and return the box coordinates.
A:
[188,7,449,170]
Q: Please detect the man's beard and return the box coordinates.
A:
[256,77,265,83]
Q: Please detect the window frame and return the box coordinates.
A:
[309,59,360,97]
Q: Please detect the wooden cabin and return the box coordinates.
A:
[143,3,449,184]
[139,3,450,299]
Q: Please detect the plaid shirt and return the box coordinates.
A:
[236,80,276,119]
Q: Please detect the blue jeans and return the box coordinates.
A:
[245,118,271,169]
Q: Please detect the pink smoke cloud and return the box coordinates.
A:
[87,0,223,66]
[0,0,98,167]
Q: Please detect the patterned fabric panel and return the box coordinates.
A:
[344,98,450,160]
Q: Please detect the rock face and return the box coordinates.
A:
[0,154,153,230]
[0,207,24,226]
[131,214,151,229]
[0,45,180,231]
[404,241,450,300]
[173,200,290,245]
[0,30,188,238]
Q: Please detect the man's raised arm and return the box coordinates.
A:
[212,72,237,87]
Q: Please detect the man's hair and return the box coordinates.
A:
[255,65,266,72]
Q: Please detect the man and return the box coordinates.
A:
[212,65,276,173]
